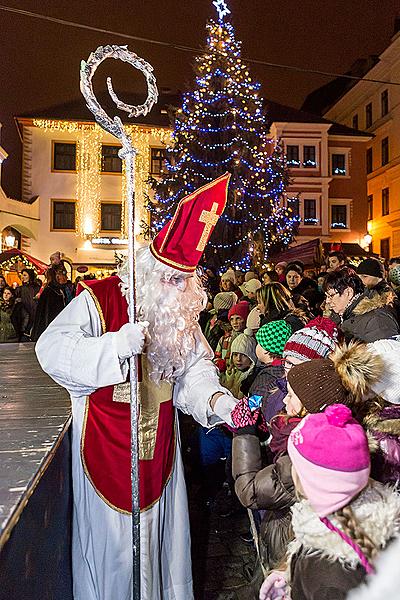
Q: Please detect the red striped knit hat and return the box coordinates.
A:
[283,317,338,362]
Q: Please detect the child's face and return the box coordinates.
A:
[230,315,245,332]
[232,352,252,370]
[256,343,274,364]
[283,355,305,374]
[283,383,303,416]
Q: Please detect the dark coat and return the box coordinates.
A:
[340,291,399,343]
[31,283,67,342]
[0,298,30,342]
[15,281,41,330]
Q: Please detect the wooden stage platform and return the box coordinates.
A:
[0,343,72,600]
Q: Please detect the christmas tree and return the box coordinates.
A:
[147,0,298,271]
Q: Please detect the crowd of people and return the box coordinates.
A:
[195,251,400,599]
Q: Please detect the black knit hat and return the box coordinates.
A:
[357,258,384,278]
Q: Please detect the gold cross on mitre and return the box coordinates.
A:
[196,202,220,252]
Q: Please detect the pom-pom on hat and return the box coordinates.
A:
[288,404,370,517]
[150,173,230,272]
[283,316,338,362]
[287,358,349,412]
[213,292,237,312]
[228,301,250,322]
[357,257,384,278]
[255,320,292,356]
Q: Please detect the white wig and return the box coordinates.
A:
[119,246,207,384]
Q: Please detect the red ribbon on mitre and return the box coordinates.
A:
[150,172,231,272]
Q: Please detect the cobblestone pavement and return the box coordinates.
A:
[180,415,256,600]
[189,484,256,600]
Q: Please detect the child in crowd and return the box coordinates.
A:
[214,301,249,372]
[220,328,257,399]
[241,279,262,308]
[260,404,400,600]
[203,291,237,351]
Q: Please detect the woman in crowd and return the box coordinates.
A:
[285,262,322,314]
[31,264,73,341]
[15,268,41,334]
[324,266,399,342]
[0,286,29,342]
[257,282,308,333]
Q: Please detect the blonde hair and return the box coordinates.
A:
[256,282,293,316]
[335,505,378,566]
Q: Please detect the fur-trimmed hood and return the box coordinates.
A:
[364,405,400,437]
[287,481,400,572]
[352,291,395,316]
[329,342,383,400]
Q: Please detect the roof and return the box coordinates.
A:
[264,99,370,138]
[16,91,182,128]
[16,93,369,139]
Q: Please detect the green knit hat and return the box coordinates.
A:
[255,320,292,356]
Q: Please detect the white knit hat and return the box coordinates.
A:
[244,271,257,282]
[220,269,236,283]
[230,328,257,364]
[213,291,237,311]
[243,279,262,295]
[368,338,400,404]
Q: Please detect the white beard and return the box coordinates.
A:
[118,246,207,384]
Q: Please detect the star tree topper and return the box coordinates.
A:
[213,0,231,21]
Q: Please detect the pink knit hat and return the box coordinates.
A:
[228,301,250,322]
[288,404,370,518]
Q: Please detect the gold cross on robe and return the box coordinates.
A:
[112,356,172,461]
[196,202,220,252]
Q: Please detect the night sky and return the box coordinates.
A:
[0,0,399,198]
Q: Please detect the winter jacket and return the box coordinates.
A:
[364,404,400,485]
[340,291,399,343]
[0,298,30,342]
[15,281,41,331]
[220,362,255,399]
[241,362,284,398]
[288,482,400,600]
[31,283,67,342]
[204,310,231,351]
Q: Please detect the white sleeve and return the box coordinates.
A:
[35,290,128,397]
[173,327,237,427]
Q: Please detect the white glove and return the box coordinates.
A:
[114,321,149,360]
[210,392,238,426]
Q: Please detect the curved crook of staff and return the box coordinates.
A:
[80,44,159,600]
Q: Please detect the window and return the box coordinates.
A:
[331,153,346,176]
[304,198,317,224]
[352,114,359,130]
[303,146,316,167]
[287,197,300,218]
[368,195,373,221]
[150,148,166,175]
[366,147,373,174]
[101,203,122,231]
[381,89,389,117]
[101,145,122,173]
[286,145,300,167]
[380,238,390,260]
[331,205,348,229]
[52,200,76,230]
[382,137,389,166]
[365,103,373,128]
[382,187,389,216]
[52,142,76,171]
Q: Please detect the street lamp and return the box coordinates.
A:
[4,231,15,248]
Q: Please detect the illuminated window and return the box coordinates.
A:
[332,154,346,176]
[52,201,76,230]
[304,199,317,224]
[150,148,166,175]
[53,142,76,171]
[101,145,122,173]
[101,203,122,231]
[303,146,316,168]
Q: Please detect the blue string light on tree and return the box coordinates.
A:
[145,0,297,271]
